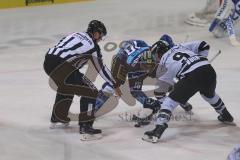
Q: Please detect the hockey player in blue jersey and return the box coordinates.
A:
[96,39,161,126]
[142,35,234,143]
[95,37,193,127]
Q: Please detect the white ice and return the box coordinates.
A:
[0,0,240,160]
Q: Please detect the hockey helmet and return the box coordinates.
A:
[160,34,174,48]
[87,20,107,37]
[151,40,171,56]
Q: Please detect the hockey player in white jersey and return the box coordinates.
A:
[142,35,234,143]
[43,20,122,140]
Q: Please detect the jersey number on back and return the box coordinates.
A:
[173,52,190,64]
[125,45,136,55]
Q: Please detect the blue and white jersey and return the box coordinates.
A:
[117,40,150,68]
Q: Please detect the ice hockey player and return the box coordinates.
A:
[142,35,234,143]
[95,37,192,127]
[209,0,240,35]
[209,0,240,44]
[95,39,160,127]
[185,0,239,45]
[43,20,122,140]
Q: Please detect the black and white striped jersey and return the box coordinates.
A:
[46,32,116,87]
[157,41,210,85]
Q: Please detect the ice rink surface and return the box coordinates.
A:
[0,0,240,159]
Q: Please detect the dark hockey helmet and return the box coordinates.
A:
[151,40,171,56]
[151,34,174,57]
[87,20,107,36]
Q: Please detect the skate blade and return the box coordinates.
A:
[80,133,102,141]
[142,135,159,143]
[134,123,142,128]
[49,123,69,129]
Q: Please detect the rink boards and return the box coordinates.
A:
[0,0,92,9]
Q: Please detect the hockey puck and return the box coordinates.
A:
[134,123,141,128]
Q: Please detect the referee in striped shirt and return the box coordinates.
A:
[43,20,122,135]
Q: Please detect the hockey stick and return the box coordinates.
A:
[229,36,240,47]
[209,50,222,63]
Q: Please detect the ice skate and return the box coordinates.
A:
[218,108,234,125]
[180,102,193,114]
[142,124,168,143]
[50,116,70,129]
[79,124,102,141]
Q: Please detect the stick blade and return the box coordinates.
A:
[230,37,240,47]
